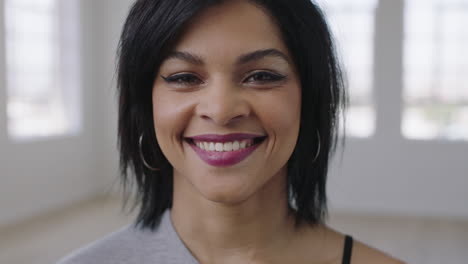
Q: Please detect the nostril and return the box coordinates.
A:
[197,101,251,126]
[200,114,247,126]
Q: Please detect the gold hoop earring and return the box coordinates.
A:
[139,134,160,171]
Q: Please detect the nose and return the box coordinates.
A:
[196,81,250,126]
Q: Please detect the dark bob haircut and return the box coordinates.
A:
[117,0,346,230]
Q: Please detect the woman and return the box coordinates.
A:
[58,0,404,263]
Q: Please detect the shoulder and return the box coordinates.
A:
[351,239,406,264]
[56,224,140,264]
[323,227,406,264]
[293,224,406,264]
[56,221,174,264]
[55,211,188,264]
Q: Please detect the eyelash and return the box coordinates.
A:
[161,73,202,86]
[244,71,286,83]
[161,71,286,87]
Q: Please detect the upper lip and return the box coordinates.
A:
[185,133,266,143]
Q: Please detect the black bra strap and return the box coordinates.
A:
[341,235,353,264]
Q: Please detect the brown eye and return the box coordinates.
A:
[244,71,286,83]
[162,73,203,86]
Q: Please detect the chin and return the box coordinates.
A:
[197,181,253,206]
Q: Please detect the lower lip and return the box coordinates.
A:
[187,140,263,167]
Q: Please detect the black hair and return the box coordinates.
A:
[117,0,346,230]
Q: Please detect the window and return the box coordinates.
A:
[403,0,468,141]
[5,0,81,140]
[318,0,378,137]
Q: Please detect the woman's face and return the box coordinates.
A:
[153,0,301,205]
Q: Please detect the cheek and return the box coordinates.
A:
[264,88,301,138]
[255,85,301,162]
[240,87,301,196]
[152,89,191,161]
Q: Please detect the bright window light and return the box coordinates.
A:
[5,0,81,140]
[318,0,378,138]
[403,0,468,141]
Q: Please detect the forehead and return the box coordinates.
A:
[171,0,289,59]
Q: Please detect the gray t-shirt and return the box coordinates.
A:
[56,210,199,264]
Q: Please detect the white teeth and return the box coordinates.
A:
[224,142,233,151]
[194,139,257,152]
[233,141,240,151]
[240,141,247,148]
[215,142,223,151]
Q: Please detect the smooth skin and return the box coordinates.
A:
[152,1,405,264]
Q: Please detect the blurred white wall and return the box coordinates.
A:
[0,0,133,228]
[0,0,466,229]
[327,0,468,220]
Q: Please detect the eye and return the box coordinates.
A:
[244,71,286,84]
[161,73,203,86]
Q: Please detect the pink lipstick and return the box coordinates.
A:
[185,133,266,167]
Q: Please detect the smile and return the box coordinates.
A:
[185,133,267,167]
[193,139,254,152]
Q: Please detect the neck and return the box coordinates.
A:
[170,168,297,264]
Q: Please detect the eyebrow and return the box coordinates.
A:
[165,51,204,65]
[164,48,291,66]
[237,49,290,65]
